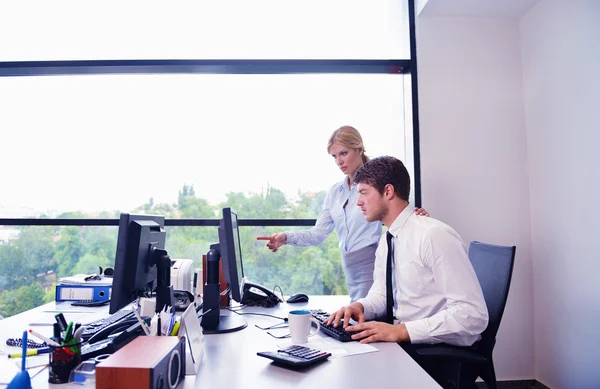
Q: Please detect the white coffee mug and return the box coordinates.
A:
[288,310,320,344]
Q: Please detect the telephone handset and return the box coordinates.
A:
[81,319,145,360]
[87,317,140,345]
[241,280,282,307]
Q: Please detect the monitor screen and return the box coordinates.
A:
[109,213,166,314]
[218,207,244,303]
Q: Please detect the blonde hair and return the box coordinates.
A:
[327,126,370,164]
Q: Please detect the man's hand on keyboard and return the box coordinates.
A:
[325,302,365,329]
[344,321,411,344]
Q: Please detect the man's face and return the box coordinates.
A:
[357,183,387,222]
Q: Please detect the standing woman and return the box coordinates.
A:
[257,126,429,301]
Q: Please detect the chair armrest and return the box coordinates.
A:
[416,346,488,364]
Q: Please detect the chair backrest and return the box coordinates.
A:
[468,241,516,353]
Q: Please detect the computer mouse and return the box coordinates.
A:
[287,293,309,303]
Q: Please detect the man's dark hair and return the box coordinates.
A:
[354,156,410,201]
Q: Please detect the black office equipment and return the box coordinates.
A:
[80,310,135,342]
[310,309,354,342]
[257,344,331,369]
[201,207,280,333]
[81,321,144,361]
[109,213,174,315]
[287,293,309,303]
[71,300,111,307]
[416,241,516,389]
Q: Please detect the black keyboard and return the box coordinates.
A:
[257,345,331,369]
[81,310,134,341]
[71,300,110,307]
[310,309,354,342]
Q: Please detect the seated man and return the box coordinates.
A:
[325,156,488,384]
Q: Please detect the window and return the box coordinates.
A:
[0,0,420,317]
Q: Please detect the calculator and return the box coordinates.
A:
[257,345,331,369]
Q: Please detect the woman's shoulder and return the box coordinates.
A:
[326,179,346,193]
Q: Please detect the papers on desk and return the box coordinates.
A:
[58,274,112,285]
[28,309,108,326]
[0,356,48,384]
[276,335,378,358]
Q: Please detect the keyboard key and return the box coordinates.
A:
[310,309,354,342]
[257,345,331,369]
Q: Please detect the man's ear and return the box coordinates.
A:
[383,184,395,200]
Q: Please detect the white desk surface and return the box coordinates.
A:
[0,296,440,389]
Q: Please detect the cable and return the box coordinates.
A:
[6,337,47,349]
[226,310,287,322]
[273,285,285,302]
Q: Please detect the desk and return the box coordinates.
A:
[1,296,441,389]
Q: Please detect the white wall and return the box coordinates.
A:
[417,16,535,379]
[520,1,600,388]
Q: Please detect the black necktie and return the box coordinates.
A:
[385,231,394,324]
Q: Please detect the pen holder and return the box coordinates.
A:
[48,344,81,384]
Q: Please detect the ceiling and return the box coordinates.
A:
[420,0,541,19]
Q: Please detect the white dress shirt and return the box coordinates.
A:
[357,206,489,347]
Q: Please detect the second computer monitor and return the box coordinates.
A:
[218,207,244,302]
[109,213,166,314]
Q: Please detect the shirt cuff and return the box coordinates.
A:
[355,298,375,321]
[284,231,296,245]
[404,319,431,344]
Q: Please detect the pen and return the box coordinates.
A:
[21,331,27,371]
[29,329,61,347]
[8,347,51,359]
[157,316,162,336]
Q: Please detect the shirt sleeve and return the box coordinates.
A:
[356,234,387,320]
[285,189,335,247]
[403,226,489,346]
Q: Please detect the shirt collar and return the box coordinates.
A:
[387,205,415,238]
[337,177,356,192]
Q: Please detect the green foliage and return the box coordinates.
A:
[43,283,56,303]
[0,283,45,318]
[74,253,112,275]
[1,183,351,317]
[54,226,86,277]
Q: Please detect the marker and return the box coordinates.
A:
[64,322,74,343]
[170,321,181,336]
[8,347,51,359]
[28,329,61,347]
[55,313,68,332]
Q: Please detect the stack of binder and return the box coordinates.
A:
[55,274,112,302]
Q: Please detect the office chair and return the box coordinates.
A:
[416,241,516,389]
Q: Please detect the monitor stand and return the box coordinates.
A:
[200,282,247,334]
[201,315,247,334]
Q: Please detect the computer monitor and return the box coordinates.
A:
[201,207,280,334]
[109,213,170,314]
[218,207,244,302]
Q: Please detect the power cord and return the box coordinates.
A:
[226,309,287,322]
[273,285,285,302]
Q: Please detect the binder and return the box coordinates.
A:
[55,284,112,302]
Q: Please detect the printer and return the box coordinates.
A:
[170,259,195,295]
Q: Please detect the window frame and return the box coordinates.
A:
[0,0,421,227]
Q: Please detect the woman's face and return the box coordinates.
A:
[330,143,363,177]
